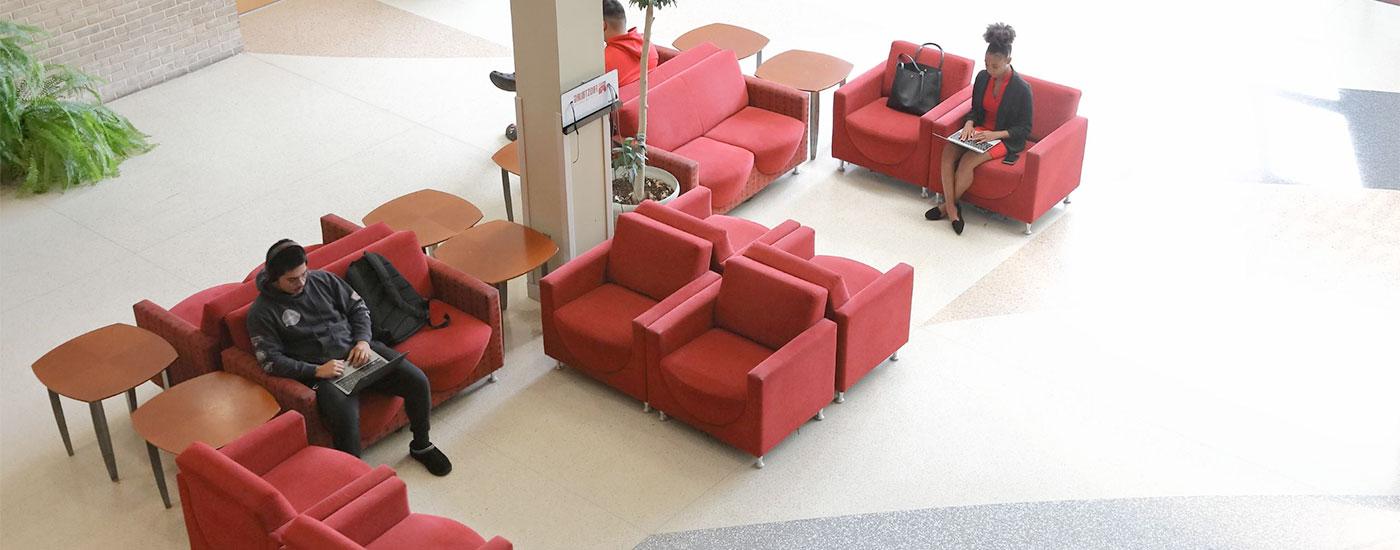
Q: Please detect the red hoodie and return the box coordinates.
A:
[605,28,659,87]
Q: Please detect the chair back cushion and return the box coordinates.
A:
[716,256,827,350]
[618,50,747,151]
[668,185,714,219]
[618,42,722,102]
[176,442,296,548]
[1022,73,1082,142]
[881,40,976,102]
[606,212,713,302]
[243,223,393,283]
[635,200,733,264]
[742,243,851,312]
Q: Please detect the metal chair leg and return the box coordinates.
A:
[642,402,651,413]
[555,361,564,370]
[1023,223,1033,235]
[658,411,669,422]
[814,408,825,421]
[1064,194,1072,205]
[835,391,846,404]
[838,160,847,172]
[488,373,498,383]
[921,188,930,199]
[754,456,765,469]
[890,351,900,362]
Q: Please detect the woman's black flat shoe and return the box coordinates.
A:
[952,218,965,235]
[924,206,944,220]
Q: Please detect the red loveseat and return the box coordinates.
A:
[617,48,808,213]
[281,476,512,550]
[744,235,913,402]
[643,255,837,468]
[617,43,717,103]
[133,216,394,386]
[929,73,1087,234]
[176,412,379,550]
[634,187,806,273]
[540,212,720,407]
[832,40,975,194]
[222,230,504,448]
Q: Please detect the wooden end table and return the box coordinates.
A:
[673,23,770,65]
[32,323,176,482]
[434,220,558,311]
[492,142,521,223]
[130,371,279,508]
[755,50,855,162]
[364,189,484,250]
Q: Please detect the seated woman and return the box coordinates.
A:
[926,22,1033,235]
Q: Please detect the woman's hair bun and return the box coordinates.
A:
[983,22,1015,47]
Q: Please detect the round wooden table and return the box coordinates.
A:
[32,323,176,482]
[363,189,484,250]
[492,142,521,223]
[434,220,558,310]
[755,50,854,161]
[131,371,279,508]
[673,23,769,65]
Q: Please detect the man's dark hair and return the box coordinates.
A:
[984,22,1015,57]
[603,0,626,28]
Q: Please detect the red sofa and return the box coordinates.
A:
[222,230,504,448]
[832,40,975,193]
[133,215,393,386]
[744,235,912,402]
[618,48,808,213]
[541,212,720,407]
[643,255,837,468]
[281,476,512,550]
[175,412,378,550]
[929,73,1087,233]
[634,187,807,273]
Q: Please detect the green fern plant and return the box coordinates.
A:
[1,21,153,194]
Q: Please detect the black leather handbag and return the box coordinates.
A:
[886,42,944,116]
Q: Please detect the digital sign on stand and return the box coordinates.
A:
[561,70,620,134]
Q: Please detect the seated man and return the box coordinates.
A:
[247,239,451,476]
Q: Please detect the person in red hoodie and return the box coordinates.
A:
[490,0,658,139]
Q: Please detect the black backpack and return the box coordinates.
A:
[345,252,448,345]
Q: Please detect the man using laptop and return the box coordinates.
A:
[247,239,451,476]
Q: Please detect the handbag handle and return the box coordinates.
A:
[911,42,945,70]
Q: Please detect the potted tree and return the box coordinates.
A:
[611,0,679,214]
[1,22,153,193]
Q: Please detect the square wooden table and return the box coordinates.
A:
[755,50,854,161]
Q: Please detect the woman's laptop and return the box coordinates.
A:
[332,350,406,395]
[944,130,1001,154]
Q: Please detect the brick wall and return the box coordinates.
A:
[2,0,244,101]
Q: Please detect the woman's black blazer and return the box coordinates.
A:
[963,69,1034,163]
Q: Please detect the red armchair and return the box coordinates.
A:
[743,235,912,402]
[541,212,719,407]
[832,40,975,193]
[222,230,503,448]
[133,216,393,386]
[618,48,808,213]
[281,476,512,550]
[634,186,808,272]
[929,73,1087,234]
[175,412,377,550]
[643,256,836,468]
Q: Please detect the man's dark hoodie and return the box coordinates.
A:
[247,269,372,382]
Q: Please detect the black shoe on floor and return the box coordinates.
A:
[951,218,965,235]
[489,71,517,92]
[924,206,944,220]
[410,442,452,476]
[505,123,517,141]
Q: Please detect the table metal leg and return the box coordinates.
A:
[48,390,73,456]
[146,442,171,509]
[809,91,820,161]
[501,169,515,222]
[756,49,763,67]
[90,400,118,481]
[497,282,508,311]
[160,369,171,390]
[125,388,138,413]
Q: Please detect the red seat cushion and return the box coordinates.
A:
[393,300,492,392]
[368,514,486,549]
[845,98,921,166]
[554,283,656,375]
[661,328,773,426]
[674,137,754,210]
[811,255,882,296]
[965,142,1033,200]
[707,215,770,254]
[706,106,805,174]
[172,282,242,326]
[261,446,372,512]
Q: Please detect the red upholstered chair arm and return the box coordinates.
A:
[930,89,975,137]
[540,240,611,310]
[633,271,721,331]
[427,257,502,326]
[176,442,298,528]
[303,465,397,521]
[322,477,412,546]
[669,186,713,219]
[643,279,721,360]
[320,214,363,244]
[480,536,514,550]
[656,45,681,63]
[1025,116,1089,206]
[769,226,816,260]
[133,299,219,385]
[749,319,838,424]
[833,263,914,365]
[833,64,884,118]
[283,515,363,549]
[221,348,314,423]
[646,147,700,193]
[219,411,308,476]
[744,75,808,124]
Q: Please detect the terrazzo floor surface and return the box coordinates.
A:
[2,1,1399,549]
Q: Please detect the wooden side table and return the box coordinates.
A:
[673,23,769,65]
[434,220,558,311]
[492,142,521,223]
[32,323,176,482]
[130,371,279,508]
[755,50,855,161]
[364,189,484,250]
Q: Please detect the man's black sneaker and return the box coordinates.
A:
[410,442,452,476]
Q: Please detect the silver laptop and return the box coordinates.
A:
[332,349,406,395]
[944,130,1001,154]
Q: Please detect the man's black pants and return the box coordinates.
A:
[314,341,430,457]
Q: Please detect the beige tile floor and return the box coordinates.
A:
[2,1,1399,548]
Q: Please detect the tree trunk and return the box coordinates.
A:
[631,4,655,204]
